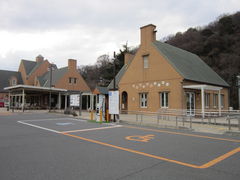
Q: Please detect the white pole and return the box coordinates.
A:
[58,93,61,109]
[201,87,205,118]
[64,94,67,110]
[22,89,25,112]
[218,90,221,116]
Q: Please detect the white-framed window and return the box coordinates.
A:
[11,79,16,86]
[143,55,149,69]
[221,94,224,108]
[160,92,169,108]
[69,77,77,84]
[204,93,210,108]
[213,94,218,108]
[139,93,147,108]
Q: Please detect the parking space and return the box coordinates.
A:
[1,113,239,180]
[18,117,120,133]
[17,117,240,169]
[63,126,240,169]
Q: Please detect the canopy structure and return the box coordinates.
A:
[183,84,222,118]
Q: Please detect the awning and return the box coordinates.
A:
[183,84,222,118]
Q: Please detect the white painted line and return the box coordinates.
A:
[18,121,60,133]
[61,125,123,133]
[21,118,86,123]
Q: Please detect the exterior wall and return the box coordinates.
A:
[119,29,184,112]
[54,65,90,92]
[118,24,229,112]
[18,61,28,85]
[27,60,50,85]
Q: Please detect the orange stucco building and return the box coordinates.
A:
[109,24,229,117]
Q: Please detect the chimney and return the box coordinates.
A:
[36,54,44,63]
[140,24,157,47]
[68,59,77,70]
[124,53,134,65]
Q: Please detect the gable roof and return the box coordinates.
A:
[153,41,229,87]
[94,86,108,94]
[107,64,128,89]
[21,60,37,75]
[38,67,68,87]
[0,70,23,92]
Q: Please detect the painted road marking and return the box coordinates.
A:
[21,118,86,122]
[18,121,60,133]
[62,132,240,169]
[56,122,74,126]
[17,119,240,169]
[61,125,122,133]
[125,134,155,142]
[124,126,240,143]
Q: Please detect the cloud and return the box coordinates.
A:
[0,0,239,70]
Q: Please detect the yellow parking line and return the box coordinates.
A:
[199,147,240,169]
[61,132,240,169]
[124,126,240,143]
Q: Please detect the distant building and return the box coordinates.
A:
[109,24,229,117]
[0,55,92,110]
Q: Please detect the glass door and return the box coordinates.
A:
[186,92,195,116]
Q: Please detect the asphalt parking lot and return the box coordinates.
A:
[0,113,239,180]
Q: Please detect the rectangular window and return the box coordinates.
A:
[204,93,210,108]
[12,79,16,86]
[160,92,169,108]
[213,94,218,108]
[221,94,224,108]
[69,77,72,84]
[74,78,77,84]
[139,93,147,108]
[143,55,148,69]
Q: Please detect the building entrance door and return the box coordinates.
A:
[186,92,195,116]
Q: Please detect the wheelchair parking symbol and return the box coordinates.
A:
[125,134,155,142]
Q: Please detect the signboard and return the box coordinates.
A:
[109,91,119,114]
[70,94,80,106]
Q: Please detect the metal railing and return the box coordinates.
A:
[119,109,240,132]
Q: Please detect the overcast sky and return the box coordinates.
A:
[0,0,239,71]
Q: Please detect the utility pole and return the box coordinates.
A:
[113,51,116,122]
[49,63,53,112]
[237,75,240,109]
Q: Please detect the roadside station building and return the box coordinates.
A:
[109,24,229,117]
[1,55,93,111]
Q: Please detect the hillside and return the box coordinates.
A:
[165,12,240,109]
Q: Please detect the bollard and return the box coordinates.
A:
[141,114,143,124]
[238,118,240,131]
[228,118,231,131]
[100,110,102,123]
[90,111,93,121]
[176,116,178,127]
[106,109,109,123]
[190,116,192,129]
[182,116,185,127]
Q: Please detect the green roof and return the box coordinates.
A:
[39,67,68,87]
[153,41,229,87]
[22,60,37,75]
[107,64,128,89]
[95,86,108,94]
